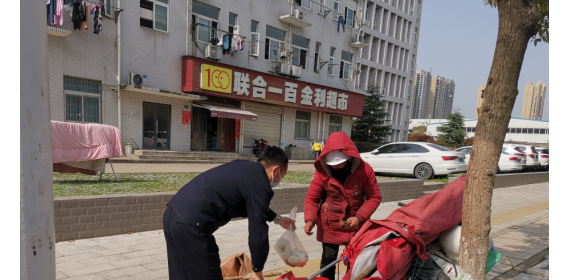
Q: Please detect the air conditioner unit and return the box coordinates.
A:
[233,25,239,35]
[281,64,291,75]
[130,72,148,86]
[291,66,302,77]
[294,10,304,21]
[205,45,222,61]
[280,51,288,59]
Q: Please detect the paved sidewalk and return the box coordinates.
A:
[55,182,549,280]
[105,162,316,173]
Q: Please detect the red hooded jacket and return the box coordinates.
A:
[304,132,382,245]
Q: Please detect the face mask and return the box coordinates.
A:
[270,167,281,188]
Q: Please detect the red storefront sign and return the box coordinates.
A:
[182,111,191,125]
[235,119,240,140]
[181,57,364,117]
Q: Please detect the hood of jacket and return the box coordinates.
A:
[314,132,362,178]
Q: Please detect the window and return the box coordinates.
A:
[314,42,321,73]
[140,0,169,32]
[64,76,101,123]
[104,0,113,18]
[294,0,311,9]
[329,116,342,135]
[295,111,311,140]
[265,26,286,61]
[539,129,546,134]
[427,144,451,151]
[333,0,339,20]
[250,20,259,57]
[398,144,422,153]
[318,0,325,14]
[292,35,309,69]
[229,13,237,35]
[345,7,356,27]
[522,128,528,133]
[417,146,430,153]
[376,144,400,154]
[192,2,219,42]
[339,51,352,79]
[328,47,335,76]
[516,128,522,133]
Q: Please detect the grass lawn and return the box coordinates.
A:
[53,171,449,197]
[53,171,316,197]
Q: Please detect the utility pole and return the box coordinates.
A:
[20,0,56,279]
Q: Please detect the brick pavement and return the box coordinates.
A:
[55,182,549,280]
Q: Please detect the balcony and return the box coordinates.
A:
[351,40,368,48]
[279,9,311,28]
[47,25,71,37]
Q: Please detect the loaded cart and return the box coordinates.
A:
[51,121,123,181]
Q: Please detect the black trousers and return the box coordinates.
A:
[163,206,223,280]
[319,243,346,280]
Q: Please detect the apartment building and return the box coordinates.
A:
[521,81,547,120]
[427,75,455,119]
[51,0,424,159]
[355,0,424,142]
[410,69,431,119]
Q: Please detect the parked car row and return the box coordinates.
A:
[360,142,549,180]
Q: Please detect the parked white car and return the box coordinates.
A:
[360,142,467,180]
[535,146,549,170]
[456,146,524,173]
[503,144,539,171]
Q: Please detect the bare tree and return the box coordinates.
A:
[458,0,548,278]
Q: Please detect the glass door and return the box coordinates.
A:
[142,102,171,150]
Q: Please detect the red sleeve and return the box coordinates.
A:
[355,162,382,222]
[304,172,325,223]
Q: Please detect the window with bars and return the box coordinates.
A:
[64,76,102,123]
[295,111,311,140]
[329,115,343,135]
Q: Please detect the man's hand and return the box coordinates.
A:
[304,221,315,235]
[278,216,296,231]
[345,217,360,231]
[252,271,265,280]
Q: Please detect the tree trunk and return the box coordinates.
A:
[458,0,540,279]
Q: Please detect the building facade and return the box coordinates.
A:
[48,0,424,159]
[409,118,550,144]
[427,75,454,119]
[354,0,424,142]
[410,69,431,119]
[521,81,547,120]
[475,83,485,119]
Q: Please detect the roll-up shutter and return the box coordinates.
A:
[244,102,282,148]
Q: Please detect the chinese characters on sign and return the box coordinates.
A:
[231,70,350,111]
[182,111,191,125]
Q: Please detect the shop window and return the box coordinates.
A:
[292,35,309,69]
[265,26,286,61]
[140,0,169,32]
[250,20,259,56]
[192,1,219,42]
[329,116,343,135]
[64,76,101,123]
[339,51,353,79]
[295,111,311,140]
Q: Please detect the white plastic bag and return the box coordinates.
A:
[273,207,309,267]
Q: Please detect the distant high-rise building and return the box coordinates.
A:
[475,83,486,119]
[410,70,432,119]
[521,81,547,120]
[428,76,455,119]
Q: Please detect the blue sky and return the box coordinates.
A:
[415,1,549,120]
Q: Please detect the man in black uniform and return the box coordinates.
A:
[164,146,296,280]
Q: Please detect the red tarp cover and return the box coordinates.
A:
[51,121,123,164]
[342,175,466,280]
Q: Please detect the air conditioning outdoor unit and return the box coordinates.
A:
[294,10,304,21]
[281,64,292,75]
[280,51,288,58]
[206,45,222,61]
[130,72,148,86]
[291,66,302,77]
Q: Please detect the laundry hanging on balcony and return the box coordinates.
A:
[47,0,64,26]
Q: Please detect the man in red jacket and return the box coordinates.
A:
[303,132,381,280]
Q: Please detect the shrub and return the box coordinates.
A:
[463,137,475,146]
[407,133,436,143]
